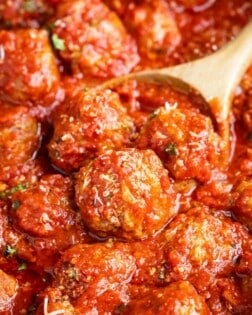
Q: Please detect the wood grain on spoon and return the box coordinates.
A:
[101,22,252,141]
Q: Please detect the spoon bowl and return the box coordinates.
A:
[100,22,252,145]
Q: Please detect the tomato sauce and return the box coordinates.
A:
[0,0,251,314]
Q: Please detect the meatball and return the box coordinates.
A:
[48,89,135,173]
[120,281,210,315]
[11,175,77,237]
[51,0,139,78]
[75,148,177,240]
[122,0,181,64]
[164,207,245,290]
[52,242,136,299]
[8,174,88,267]
[136,104,223,182]
[232,179,252,230]
[0,269,18,312]
[0,29,60,110]
[0,104,40,182]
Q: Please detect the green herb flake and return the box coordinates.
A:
[150,109,159,119]
[0,183,27,200]
[158,266,166,280]
[67,267,77,279]
[18,262,27,271]
[164,143,178,156]
[51,34,65,51]
[23,0,37,13]
[0,191,7,199]
[11,200,21,211]
[4,245,17,257]
[10,183,27,194]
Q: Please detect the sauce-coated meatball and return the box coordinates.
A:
[52,242,136,299]
[75,148,177,240]
[136,104,223,182]
[8,174,88,267]
[0,29,60,110]
[0,104,40,182]
[164,207,245,290]
[51,0,139,78]
[48,89,135,173]
[123,0,181,64]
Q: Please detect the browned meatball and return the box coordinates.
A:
[232,179,252,230]
[51,0,139,78]
[0,29,61,112]
[121,281,210,315]
[52,242,136,300]
[75,148,178,240]
[0,104,40,182]
[122,0,181,65]
[11,175,77,237]
[136,105,223,182]
[48,89,135,173]
[164,207,246,290]
[8,174,88,267]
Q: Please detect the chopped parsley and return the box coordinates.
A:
[0,183,27,199]
[18,262,27,271]
[67,267,77,279]
[11,200,21,211]
[150,109,159,119]
[164,143,178,156]
[51,34,65,51]
[158,266,166,280]
[23,0,37,13]
[4,245,17,257]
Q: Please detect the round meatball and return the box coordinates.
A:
[0,104,40,182]
[122,0,181,64]
[52,242,136,299]
[121,281,210,315]
[0,29,60,110]
[75,148,177,240]
[51,0,139,78]
[164,207,245,289]
[11,174,82,238]
[48,89,135,173]
[232,179,252,230]
[136,104,223,182]
[9,174,88,268]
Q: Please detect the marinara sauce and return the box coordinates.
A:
[0,0,251,314]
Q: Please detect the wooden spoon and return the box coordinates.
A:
[101,22,252,143]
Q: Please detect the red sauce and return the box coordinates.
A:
[0,1,251,314]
